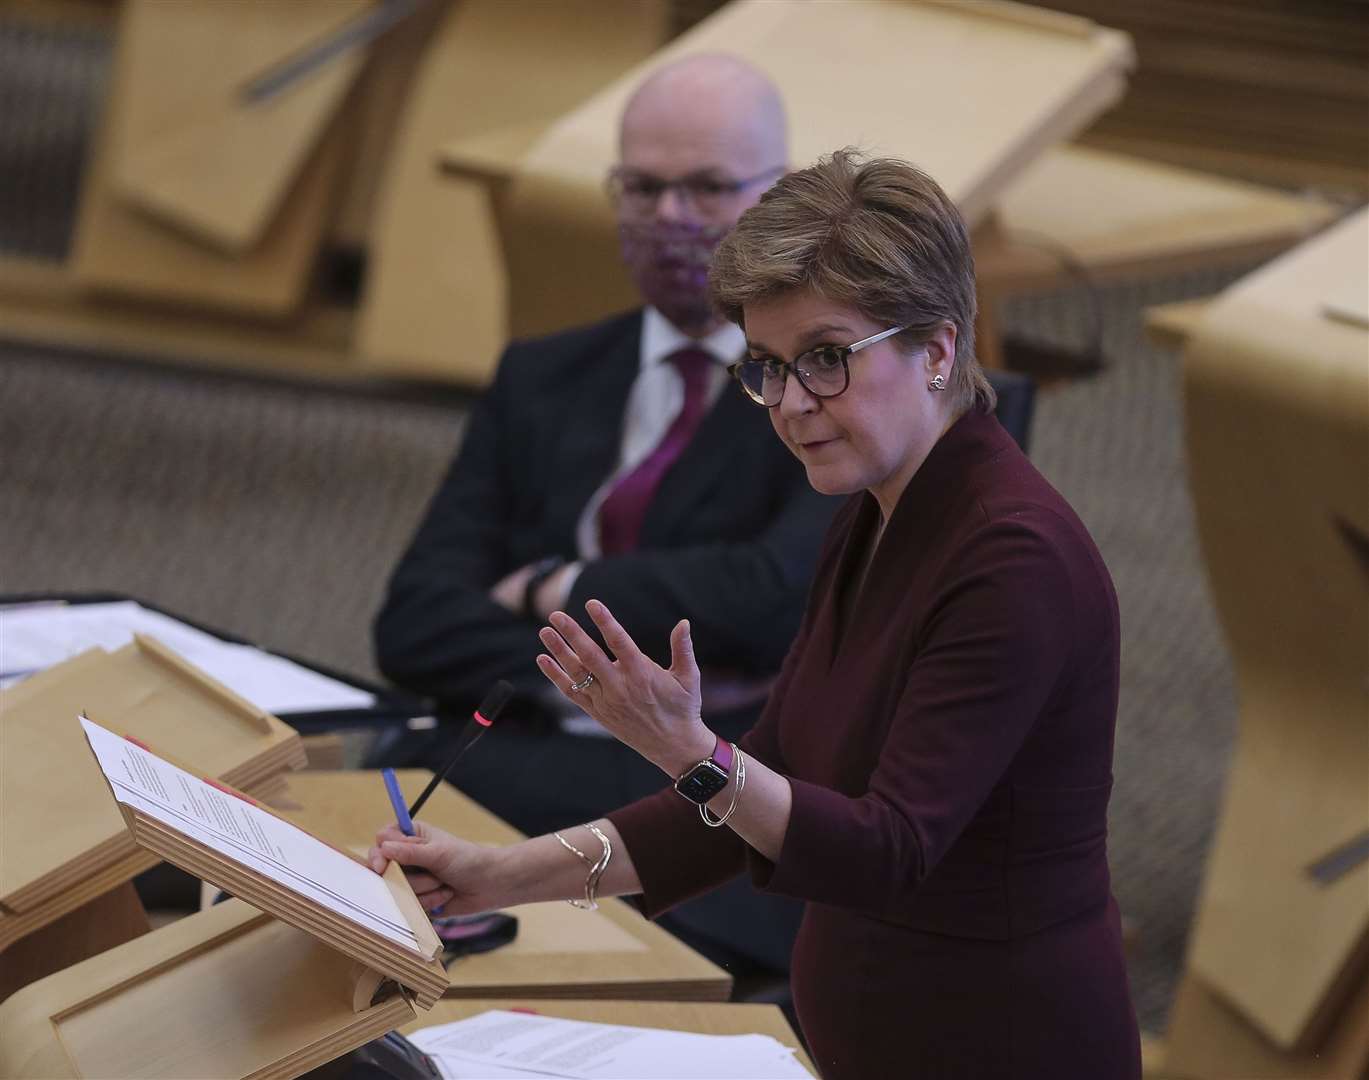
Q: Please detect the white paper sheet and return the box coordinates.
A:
[408,1010,812,1079]
[80,716,420,953]
[0,601,375,713]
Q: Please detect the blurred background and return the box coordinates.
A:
[1,1,1365,1074]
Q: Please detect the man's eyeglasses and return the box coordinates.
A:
[729,325,907,407]
[606,166,785,217]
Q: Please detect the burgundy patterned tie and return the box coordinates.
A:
[598,347,714,556]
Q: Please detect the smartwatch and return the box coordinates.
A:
[673,737,734,804]
[522,555,567,618]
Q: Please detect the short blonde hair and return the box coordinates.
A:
[711,149,994,413]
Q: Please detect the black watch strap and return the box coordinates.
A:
[522,555,567,618]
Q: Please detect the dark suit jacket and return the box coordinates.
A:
[374,309,840,715]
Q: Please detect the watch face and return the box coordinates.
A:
[675,761,730,804]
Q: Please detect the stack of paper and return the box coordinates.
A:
[79,717,449,1007]
[409,1010,811,1079]
[0,600,376,713]
[0,638,306,950]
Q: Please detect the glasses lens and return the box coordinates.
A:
[735,360,779,405]
[680,177,737,215]
[613,172,663,214]
[795,347,848,397]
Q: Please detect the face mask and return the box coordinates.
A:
[618,220,729,336]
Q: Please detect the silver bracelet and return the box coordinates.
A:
[700,744,746,828]
[583,823,612,907]
[552,823,612,910]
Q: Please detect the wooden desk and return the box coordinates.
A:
[279,770,731,1002]
[976,145,1337,294]
[1142,298,1213,351]
[403,998,816,1077]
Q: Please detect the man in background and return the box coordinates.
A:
[372,54,835,980]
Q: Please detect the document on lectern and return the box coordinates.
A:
[80,715,420,952]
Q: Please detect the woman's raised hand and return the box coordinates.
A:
[536,599,713,775]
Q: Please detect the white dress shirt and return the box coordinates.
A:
[573,307,745,560]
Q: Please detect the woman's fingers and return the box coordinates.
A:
[536,652,585,700]
[538,623,591,681]
[585,600,649,668]
[375,823,411,847]
[668,618,698,685]
[536,650,569,688]
[547,610,615,675]
[379,834,442,873]
[404,872,443,894]
[419,886,454,913]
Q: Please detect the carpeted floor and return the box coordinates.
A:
[0,10,1257,1039]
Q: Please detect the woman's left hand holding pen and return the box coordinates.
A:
[370,821,494,915]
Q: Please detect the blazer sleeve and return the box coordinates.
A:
[567,471,835,673]
[373,350,548,706]
[747,512,1087,919]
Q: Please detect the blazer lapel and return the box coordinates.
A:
[543,313,642,533]
[639,376,763,539]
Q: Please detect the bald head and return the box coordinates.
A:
[613,54,787,336]
[618,53,788,205]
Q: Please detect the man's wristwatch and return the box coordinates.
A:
[522,555,567,618]
[673,736,734,804]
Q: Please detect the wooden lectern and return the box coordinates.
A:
[0,723,448,1080]
[0,637,304,998]
[0,899,429,1080]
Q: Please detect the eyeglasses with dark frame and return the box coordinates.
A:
[728,325,908,407]
[606,165,786,217]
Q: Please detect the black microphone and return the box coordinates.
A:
[406,680,515,822]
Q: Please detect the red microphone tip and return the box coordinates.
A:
[473,680,515,728]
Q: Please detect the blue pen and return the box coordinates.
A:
[382,768,415,836]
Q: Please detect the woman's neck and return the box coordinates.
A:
[869,403,967,523]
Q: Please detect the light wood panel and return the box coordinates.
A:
[1177,209,1369,1053]
[1037,0,1369,192]
[0,883,148,1005]
[499,0,1132,339]
[0,257,358,382]
[280,770,732,1002]
[0,900,415,1080]
[1144,298,1213,351]
[70,0,354,315]
[112,0,370,254]
[0,640,303,950]
[353,0,670,383]
[977,145,1339,293]
[1165,971,1369,1079]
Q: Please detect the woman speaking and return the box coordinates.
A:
[371,150,1141,1078]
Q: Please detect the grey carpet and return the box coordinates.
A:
[0,9,1255,1038]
